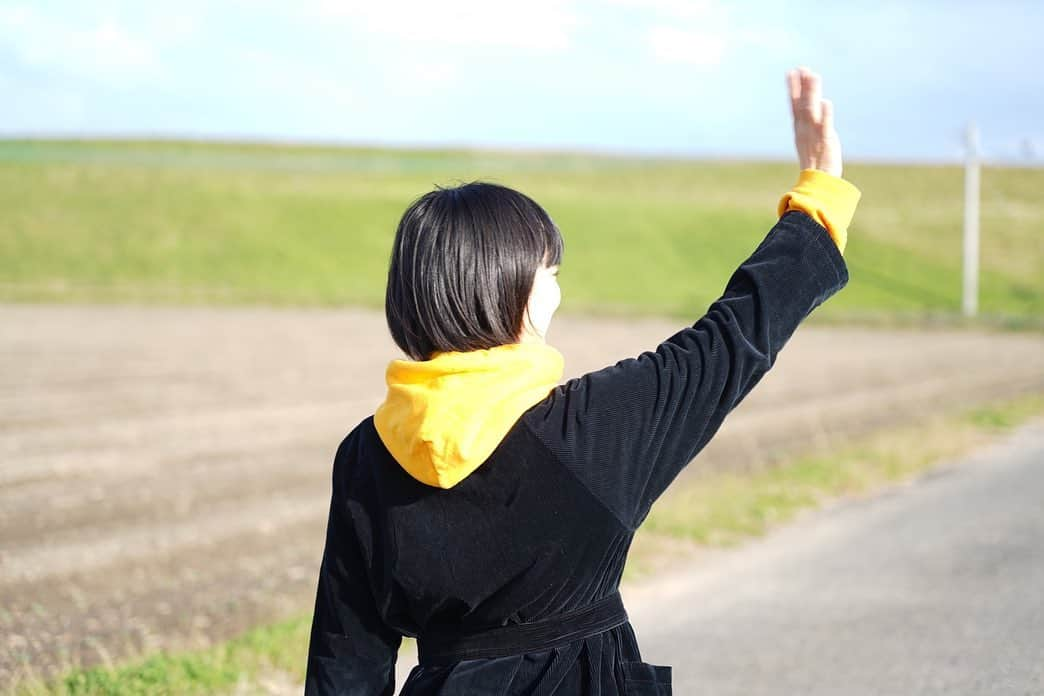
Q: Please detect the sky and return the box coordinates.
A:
[2,0,1042,163]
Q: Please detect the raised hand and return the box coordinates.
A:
[787,67,843,178]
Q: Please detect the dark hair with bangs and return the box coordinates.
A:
[385,181,564,361]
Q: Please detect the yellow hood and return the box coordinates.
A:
[373,342,565,489]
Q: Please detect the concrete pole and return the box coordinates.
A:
[962,123,980,317]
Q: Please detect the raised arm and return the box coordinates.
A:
[523,67,860,531]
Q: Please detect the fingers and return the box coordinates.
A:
[799,68,821,122]
[786,66,842,175]
[820,98,834,131]
[787,66,825,124]
[787,69,802,120]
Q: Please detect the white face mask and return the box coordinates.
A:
[520,263,561,342]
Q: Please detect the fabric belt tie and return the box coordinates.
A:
[416,590,629,665]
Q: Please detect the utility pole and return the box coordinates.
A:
[962,122,980,317]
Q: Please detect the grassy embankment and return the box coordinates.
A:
[1,139,1042,327]
[11,391,1044,696]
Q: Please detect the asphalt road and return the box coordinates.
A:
[626,417,1044,695]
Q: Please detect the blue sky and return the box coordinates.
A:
[2,0,1041,163]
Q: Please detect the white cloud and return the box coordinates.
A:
[622,0,788,67]
[646,25,727,67]
[0,7,149,79]
[0,4,198,87]
[312,0,581,53]
[240,49,355,108]
[606,0,718,21]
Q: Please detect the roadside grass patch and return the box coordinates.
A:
[10,615,311,696]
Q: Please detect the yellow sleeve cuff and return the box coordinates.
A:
[777,169,862,255]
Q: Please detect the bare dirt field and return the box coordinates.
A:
[2,303,1042,684]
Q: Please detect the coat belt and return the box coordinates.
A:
[416,590,629,665]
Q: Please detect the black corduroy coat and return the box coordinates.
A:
[305,209,850,695]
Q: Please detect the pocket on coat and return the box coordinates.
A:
[620,660,672,695]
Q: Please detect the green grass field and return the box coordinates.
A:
[1,139,1041,326]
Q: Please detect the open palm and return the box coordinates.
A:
[787,67,843,177]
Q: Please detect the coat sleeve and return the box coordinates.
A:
[305,442,402,696]
[524,209,851,530]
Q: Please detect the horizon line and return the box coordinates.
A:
[1,132,1041,169]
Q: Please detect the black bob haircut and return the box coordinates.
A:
[385,181,564,361]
